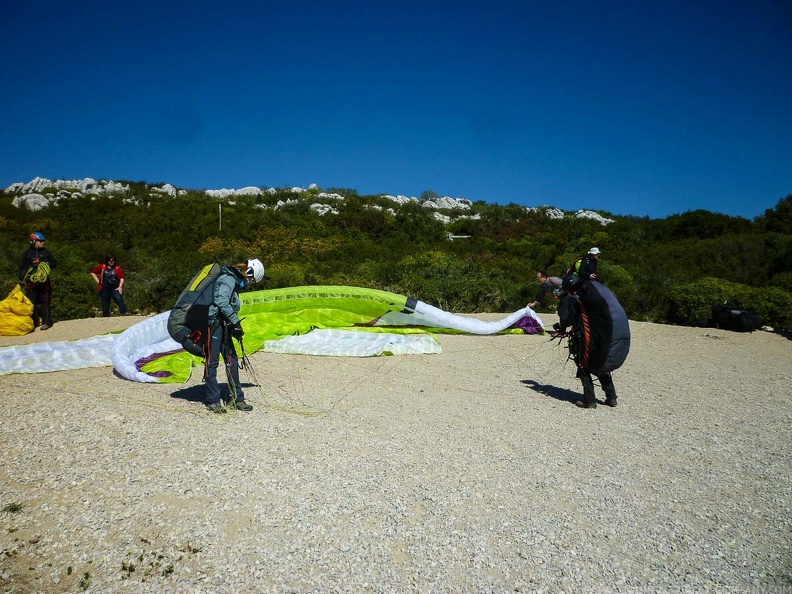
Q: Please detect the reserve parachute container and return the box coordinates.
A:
[576,280,631,374]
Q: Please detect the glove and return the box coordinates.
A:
[553,323,561,332]
[231,322,244,339]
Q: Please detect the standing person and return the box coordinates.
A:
[527,271,563,309]
[566,247,601,281]
[555,275,630,409]
[205,258,266,413]
[90,254,130,317]
[18,232,57,330]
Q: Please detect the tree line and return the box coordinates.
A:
[1,184,790,331]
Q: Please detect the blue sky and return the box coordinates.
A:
[1,0,790,220]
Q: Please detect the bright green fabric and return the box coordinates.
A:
[140,286,409,382]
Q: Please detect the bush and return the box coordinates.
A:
[668,278,753,326]
[770,271,792,293]
[668,277,792,331]
[746,286,792,331]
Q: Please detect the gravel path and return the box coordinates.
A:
[1,315,790,593]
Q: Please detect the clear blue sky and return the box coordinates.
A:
[1,0,790,219]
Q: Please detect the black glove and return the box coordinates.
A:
[231,322,244,339]
[553,322,561,332]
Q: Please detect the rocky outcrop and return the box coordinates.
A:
[5,177,614,224]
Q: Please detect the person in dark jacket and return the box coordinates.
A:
[555,274,630,409]
[90,254,130,317]
[566,247,601,281]
[18,231,57,330]
[527,271,563,309]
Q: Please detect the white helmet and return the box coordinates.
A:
[588,247,601,255]
[246,258,265,283]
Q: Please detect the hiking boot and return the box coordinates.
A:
[603,398,618,407]
[206,402,225,413]
[232,400,253,412]
[575,400,597,409]
[40,324,50,331]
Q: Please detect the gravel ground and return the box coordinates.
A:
[1,314,790,593]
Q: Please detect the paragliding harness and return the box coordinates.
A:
[548,323,584,370]
[214,317,253,407]
[167,263,226,357]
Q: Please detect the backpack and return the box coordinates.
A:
[167,263,225,356]
[565,258,582,277]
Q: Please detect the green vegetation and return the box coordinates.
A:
[1,502,24,514]
[1,184,790,330]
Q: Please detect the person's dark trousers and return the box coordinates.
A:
[204,322,244,404]
[99,287,129,316]
[578,368,617,404]
[26,283,52,327]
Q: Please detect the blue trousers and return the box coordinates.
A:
[205,322,244,404]
[99,287,128,317]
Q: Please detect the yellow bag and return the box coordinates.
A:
[0,285,35,336]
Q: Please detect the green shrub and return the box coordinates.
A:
[668,277,753,325]
[770,271,792,292]
[668,278,792,330]
[746,287,792,331]
[52,271,98,320]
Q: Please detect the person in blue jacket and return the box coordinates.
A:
[556,274,630,409]
[205,258,265,413]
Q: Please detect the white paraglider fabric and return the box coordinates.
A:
[110,311,180,383]
[377,303,540,334]
[0,334,118,375]
[265,329,442,356]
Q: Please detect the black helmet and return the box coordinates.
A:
[562,274,584,294]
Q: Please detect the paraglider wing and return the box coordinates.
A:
[0,286,544,383]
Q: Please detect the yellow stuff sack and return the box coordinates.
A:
[0,285,35,336]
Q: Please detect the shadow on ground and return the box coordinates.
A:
[169,382,258,403]
[521,379,580,404]
[170,385,206,402]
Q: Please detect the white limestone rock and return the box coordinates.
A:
[5,177,130,195]
[12,193,51,211]
[151,183,177,196]
[310,203,338,216]
[574,210,614,225]
[423,196,473,210]
[382,194,419,205]
[545,208,566,220]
